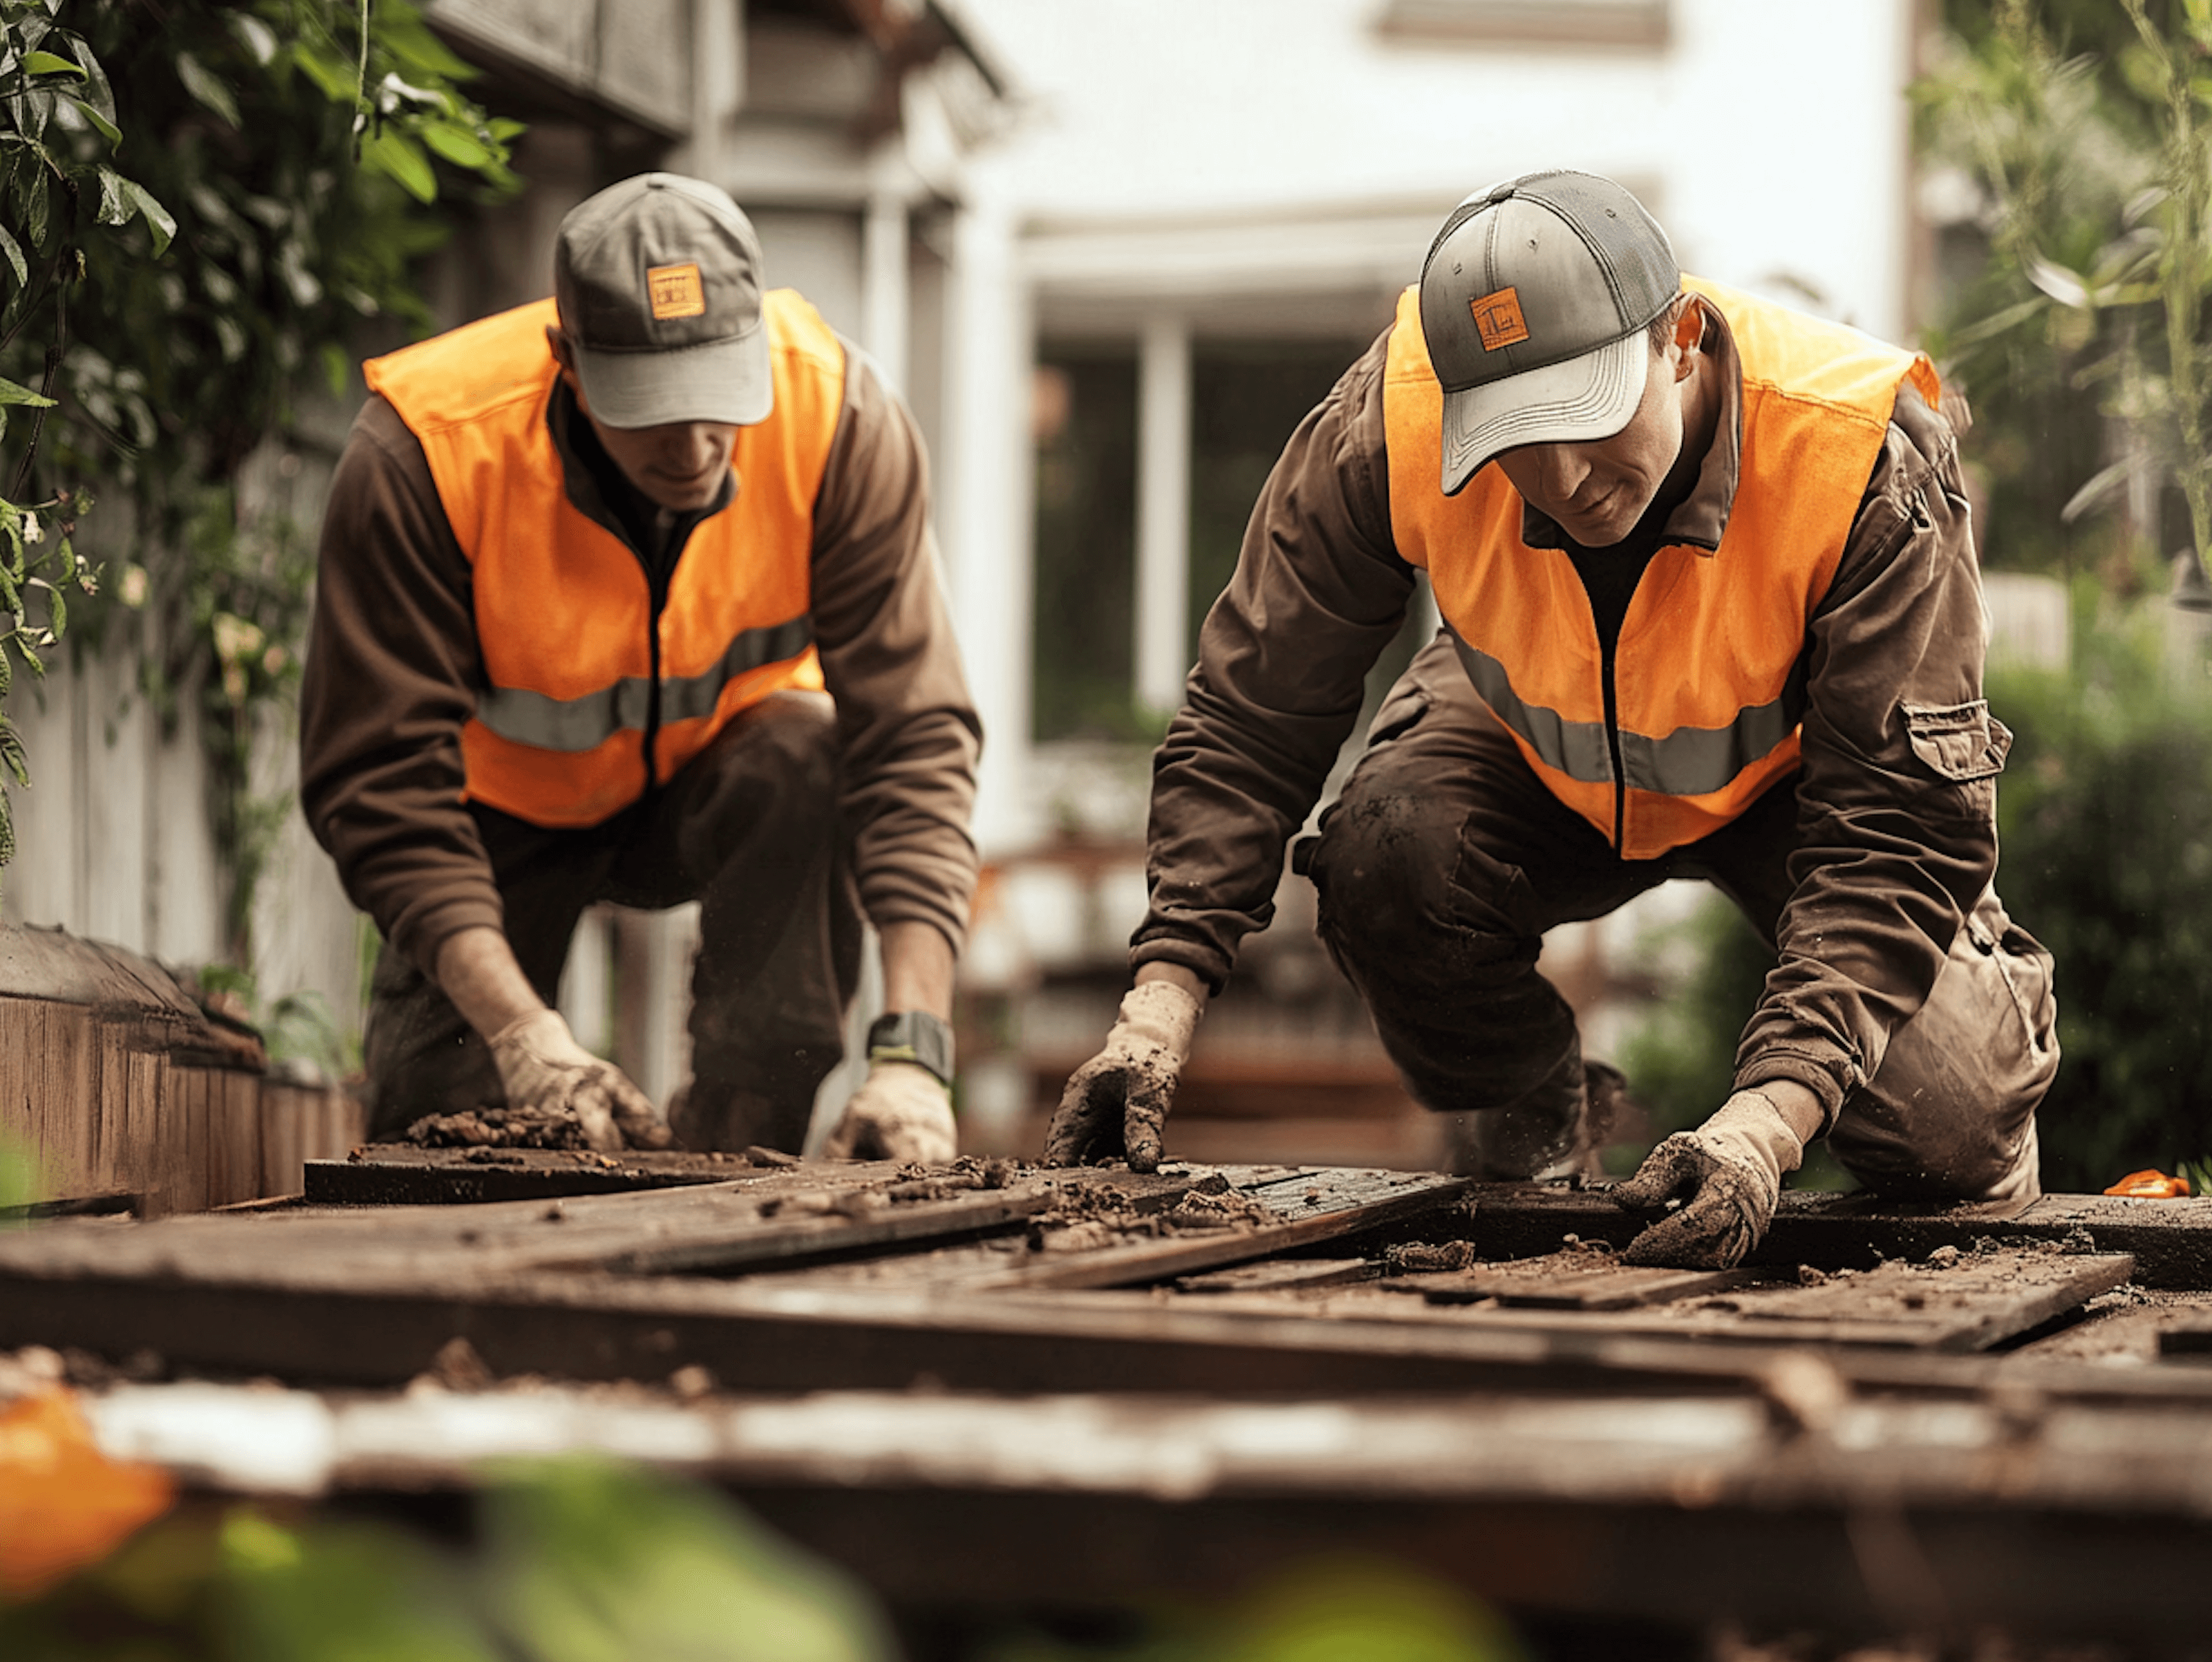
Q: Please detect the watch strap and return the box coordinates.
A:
[866,1009,955,1085]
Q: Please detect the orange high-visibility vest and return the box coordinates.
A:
[364,290,841,828]
[1382,275,1944,859]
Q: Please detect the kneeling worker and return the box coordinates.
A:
[1047,169,2056,1267]
[303,173,980,1163]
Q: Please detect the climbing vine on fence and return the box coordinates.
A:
[0,0,520,949]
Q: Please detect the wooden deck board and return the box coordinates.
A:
[1412,1254,1760,1310]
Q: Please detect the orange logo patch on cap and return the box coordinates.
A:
[647,262,706,321]
[1472,287,1530,351]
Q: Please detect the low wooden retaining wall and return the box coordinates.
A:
[0,926,362,1215]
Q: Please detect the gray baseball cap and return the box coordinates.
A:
[553,173,773,429]
[1419,170,1679,496]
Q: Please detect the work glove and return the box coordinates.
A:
[1613,1087,1814,1269]
[822,1061,958,1164]
[1044,980,1203,1173]
[487,1008,673,1153]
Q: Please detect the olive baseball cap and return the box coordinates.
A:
[552,172,773,429]
[1419,169,1680,496]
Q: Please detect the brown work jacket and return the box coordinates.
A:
[1133,297,2003,1123]
[301,312,981,978]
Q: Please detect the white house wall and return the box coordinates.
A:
[941,0,1920,851]
[960,0,1912,334]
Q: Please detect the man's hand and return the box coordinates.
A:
[822,1061,957,1164]
[1612,1086,1821,1268]
[488,1008,673,1152]
[1044,977,1204,1173]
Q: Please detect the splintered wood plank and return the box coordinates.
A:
[1174,1258,1379,1295]
[0,1162,1200,1285]
[963,1169,1470,1293]
[579,1179,1094,1276]
[1412,1254,1759,1309]
[1416,1249,2138,1352]
[1729,1251,2136,1350]
[585,1166,1216,1278]
[1441,1184,2212,1291]
[304,1145,787,1205]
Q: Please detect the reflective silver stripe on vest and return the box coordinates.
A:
[1447,633,1614,785]
[1618,679,1801,796]
[476,614,816,753]
[1447,629,1804,797]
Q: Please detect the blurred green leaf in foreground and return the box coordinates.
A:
[1,1456,895,1662]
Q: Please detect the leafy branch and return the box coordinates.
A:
[1916,0,2212,604]
[0,0,160,902]
[0,0,523,943]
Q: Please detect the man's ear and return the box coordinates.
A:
[545,324,582,396]
[1670,298,1703,380]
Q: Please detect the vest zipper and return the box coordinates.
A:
[636,505,708,794]
[1600,628,1626,853]
[639,526,674,794]
[644,597,664,792]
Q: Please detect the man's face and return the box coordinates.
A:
[1494,336,1687,548]
[586,413,740,512]
[546,326,741,511]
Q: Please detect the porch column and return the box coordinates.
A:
[863,185,911,392]
[1134,312,1192,716]
[941,198,1035,855]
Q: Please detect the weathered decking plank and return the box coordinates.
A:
[1414,1255,1761,1310]
[1174,1258,1380,1295]
[1430,1184,2212,1290]
[962,1169,1469,1292]
[302,1146,765,1205]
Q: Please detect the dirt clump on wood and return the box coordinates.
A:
[1020,1168,1277,1252]
[1383,1240,1477,1273]
[404,1105,596,1150]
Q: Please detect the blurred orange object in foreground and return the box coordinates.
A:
[0,1388,175,1600]
[2103,1168,2193,1199]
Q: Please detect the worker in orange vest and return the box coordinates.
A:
[301,174,980,1163]
[1047,170,2057,1268]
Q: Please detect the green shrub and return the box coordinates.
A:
[1987,595,2212,1189]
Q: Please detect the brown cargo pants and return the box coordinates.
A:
[360,691,863,1151]
[1301,636,2056,1197]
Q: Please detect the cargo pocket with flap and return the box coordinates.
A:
[1902,698,2010,821]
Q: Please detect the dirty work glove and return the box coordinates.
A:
[823,1062,958,1164]
[1045,980,1203,1173]
[1613,1088,1816,1269]
[487,1008,673,1152]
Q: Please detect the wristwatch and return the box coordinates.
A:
[865,1009,955,1086]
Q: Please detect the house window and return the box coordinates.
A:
[1031,336,1418,747]
[1031,350,1141,743]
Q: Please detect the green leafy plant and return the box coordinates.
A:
[0,0,170,902]
[1985,587,2212,1190]
[0,0,521,958]
[1915,0,2212,604]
